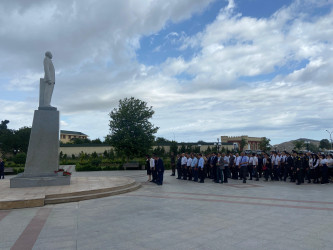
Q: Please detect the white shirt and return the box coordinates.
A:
[150,158,155,168]
[187,158,192,167]
[273,155,280,166]
[235,156,241,166]
[223,156,229,166]
[320,159,328,166]
[249,157,253,165]
[181,156,187,165]
[198,157,204,168]
[309,158,314,169]
[281,155,286,163]
[253,156,258,166]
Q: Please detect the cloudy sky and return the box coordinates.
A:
[0,0,333,145]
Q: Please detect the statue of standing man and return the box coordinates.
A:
[39,51,55,109]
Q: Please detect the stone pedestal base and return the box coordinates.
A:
[10,108,66,188]
[10,174,71,188]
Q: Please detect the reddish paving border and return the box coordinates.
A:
[11,207,52,250]
[224,183,262,188]
[165,191,333,205]
[126,194,333,211]
[0,210,11,222]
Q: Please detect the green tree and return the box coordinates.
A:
[70,137,91,144]
[0,121,31,155]
[155,137,171,144]
[91,138,102,144]
[308,143,319,153]
[240,138,247,152]
[169,140,178,155]
[293,140,305,151]
[153,146,165,156]
[259,137,271,152]
[106,97,158,159]
[14,127,31,153]
[205,146,212,154]
[0,120,9,130]
[319,139,331,150]
[185,144,192,153]
[13,152,27,164]
[192,146,201,153]
[178,144,186,154]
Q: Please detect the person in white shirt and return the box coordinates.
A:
[181,153,187,180]
[248,154,254,180]
[146,155,152,182]
[187,155,193,180]
[252,153,259,181]
[223,153,230,183]
[235,153,242,180]
[272,152,281,181]
[191,154,199,182]
[150,155,157,183]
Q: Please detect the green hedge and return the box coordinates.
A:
[75,163,123,171]
[4,161,24,168]
[74,157,171,171]
[13,167,25,174]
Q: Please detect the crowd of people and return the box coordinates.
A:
[164,151,333,185]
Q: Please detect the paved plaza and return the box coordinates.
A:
[0,170,332,250]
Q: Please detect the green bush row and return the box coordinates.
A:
[13,167,25,174]
[75,163,124,171]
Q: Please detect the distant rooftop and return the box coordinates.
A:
[60,130,88,136]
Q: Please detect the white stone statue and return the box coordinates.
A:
[39,51,55,108]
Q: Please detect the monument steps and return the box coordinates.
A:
[45,179,137,199]
[44,182,141,205]
[1,177,141,209]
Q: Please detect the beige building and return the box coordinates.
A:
[60,130,88,143]
[221,135,263,151]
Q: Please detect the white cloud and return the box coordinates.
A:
[0,0,332,144]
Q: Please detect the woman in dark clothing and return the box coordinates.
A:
[145,155,151,182]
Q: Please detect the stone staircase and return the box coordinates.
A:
[45,181,141,205]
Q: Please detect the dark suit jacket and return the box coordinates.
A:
[211,156,218,166]
[156,158,164,172]
[0,161,4,172]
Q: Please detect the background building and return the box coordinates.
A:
[60,130,88,143]
[221,135,263,151]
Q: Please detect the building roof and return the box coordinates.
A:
[60,130,88,136]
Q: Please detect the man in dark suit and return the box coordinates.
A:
[176,154,182,179]
[210,152,218,182]
[156,155,165,185]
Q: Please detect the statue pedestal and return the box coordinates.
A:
[10,109,70,188]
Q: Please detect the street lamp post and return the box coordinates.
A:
[326,130,333,150]
[217,138,221,153]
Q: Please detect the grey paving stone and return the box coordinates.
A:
[1,170,333,250]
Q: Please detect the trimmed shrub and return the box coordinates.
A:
[13,153,27,164]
